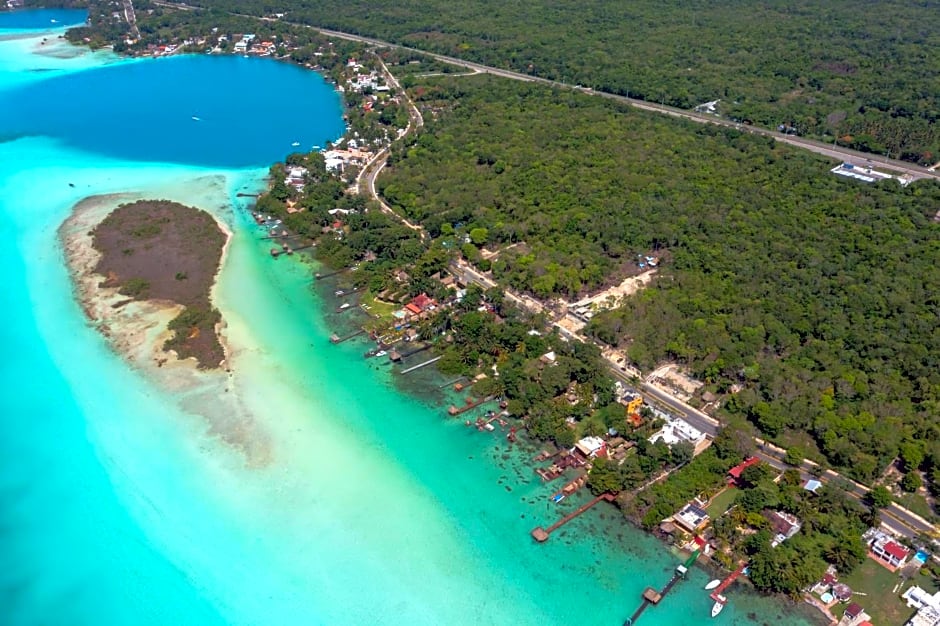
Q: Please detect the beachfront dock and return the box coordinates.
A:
[621,550,701,625]
[330,328,366,343]
[530,493,615,542]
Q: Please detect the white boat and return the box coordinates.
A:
[291,141,300,147]
[375,350,387,357]
[711,595,726,618]
[705,579,721,590]
[191,116,200,121]
[339,302,351,310]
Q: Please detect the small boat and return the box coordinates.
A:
[483,423,495,431]
[50,19,58,23]
[705,579,721,591]
[551,493,565,503]
[711,595,726,618]
[335,290,345,296]
[339,302,351,310]
[191,116,201,121]
[375,350,387,357]
[291,141,301,147]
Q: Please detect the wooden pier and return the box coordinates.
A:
[447,395,494,416]
[400,356,441,374]
[622,550,701,625]
[330,328,366,343]
[315,268,349,280]
[530,493,615,542]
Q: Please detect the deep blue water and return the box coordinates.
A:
[0,54,345,167]
[0,8,87,30]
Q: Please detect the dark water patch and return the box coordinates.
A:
[0,9,88,30]
[0,55,343,168]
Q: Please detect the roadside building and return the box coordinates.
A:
[870,534,911,569]
[727,456,760,486]
[573,436,606,460]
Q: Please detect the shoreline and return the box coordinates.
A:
[59,187,274,468]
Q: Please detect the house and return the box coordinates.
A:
[672,502,709,533]
[234,40,248,53]
[802,478,823,493]
[903,586,940,626]
[649,417,709,455]
[411,293,434,311]
[871,535,911,568]
[765,511,801,547]
[539,351,557,365]
[573,436,606,460]
[812,572,838,596]
[844,602,865,620]
[727,457,761,486]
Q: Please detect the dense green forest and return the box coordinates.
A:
[183,0,940,164]
[374,75,940,484]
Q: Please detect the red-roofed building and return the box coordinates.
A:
[411,293,433,311]
[727,456,760,486]
[872,536,911,568]
[405,303,422,316]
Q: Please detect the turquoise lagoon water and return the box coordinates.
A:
[0,12,816,626]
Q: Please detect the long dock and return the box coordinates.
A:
[400,356,441,374]
[709,561,747,606]
[315,268,349,280]
[447,395,494,416]
[622,549,701,625]
[399,343,433,359]
[530,493,615,542]
[330,328,366,343]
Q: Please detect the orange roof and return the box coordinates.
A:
[405,303,422,315]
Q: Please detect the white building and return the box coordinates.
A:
[904,586,940,626]
[649,417,708,454]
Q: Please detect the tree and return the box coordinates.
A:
[901,471,923,493]
[587,457,623,494]
[867,485,892,508]
[671,441,695,466]
[784,446,805,467]
[469,227,489,246]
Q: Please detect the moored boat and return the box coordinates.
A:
[711,594,726,618]
[705,579,721,590]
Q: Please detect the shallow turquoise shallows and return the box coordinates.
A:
[0,11,816,626]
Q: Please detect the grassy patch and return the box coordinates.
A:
[705,486,737,518]
[840,558,915,625]
[897,493,936,521]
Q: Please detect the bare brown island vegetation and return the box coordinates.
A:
[92,199,227,368]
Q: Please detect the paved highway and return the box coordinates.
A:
[299,27,940,182]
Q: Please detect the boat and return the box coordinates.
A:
[335,289,345,296]
[551,493,565,503]
[375,350,387,357]
[191,116,201,121]
[339,302,351,310]
[705,579,721,590]
[50,18,58,23]
[291,141,301,147]
[711,595,726,618]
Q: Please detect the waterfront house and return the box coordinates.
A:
[672,502,709,533]
[765,510,801,547]
[573,436,606,460]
